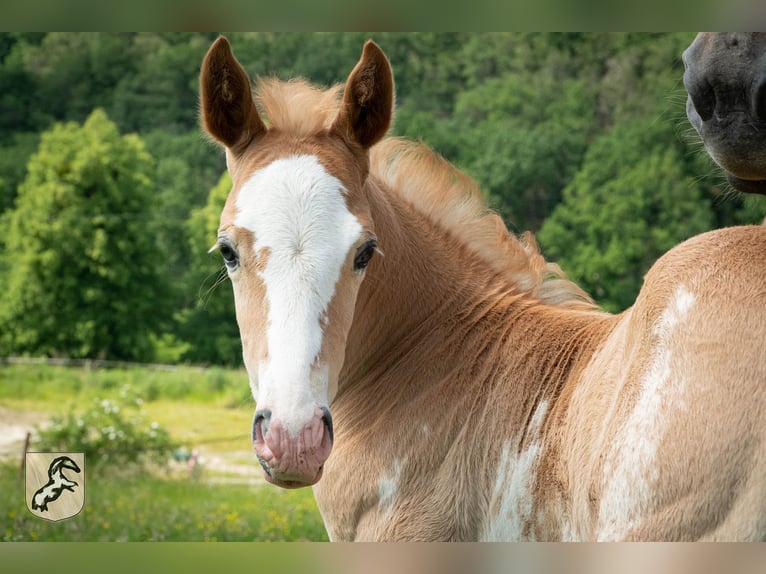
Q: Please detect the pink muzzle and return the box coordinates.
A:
[252,407,333,488]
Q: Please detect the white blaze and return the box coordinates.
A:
[234,155,363,435]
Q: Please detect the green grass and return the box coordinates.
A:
[0,362,252,406]
[0,463,328,541]
[0,362,329,541]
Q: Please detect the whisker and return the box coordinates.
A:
[197,266,230,308]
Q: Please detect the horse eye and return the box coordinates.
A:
[218,242,239,268]
[354,239,377,272]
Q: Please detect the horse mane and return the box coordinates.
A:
[256,77,342,134]
[370,139,598,310]
[255,77,599,310]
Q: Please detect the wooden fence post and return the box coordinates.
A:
[18,431,30,485]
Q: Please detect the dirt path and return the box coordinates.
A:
[0,405,46,460]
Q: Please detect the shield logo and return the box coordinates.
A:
[26,452,85,522]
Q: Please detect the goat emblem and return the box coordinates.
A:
[26,452,85,521]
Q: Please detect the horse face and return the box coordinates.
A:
[683,32,766,194]
[219,148,375,488]
[200,37,393,488]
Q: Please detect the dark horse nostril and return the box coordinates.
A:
[684,69,716,122]
[753,73,766,121]
[320,406,334,443]
[252,409,272,441]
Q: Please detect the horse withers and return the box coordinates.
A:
[683,32,766,194]
[200,36,766,540]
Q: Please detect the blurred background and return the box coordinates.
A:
[1,32,764,541]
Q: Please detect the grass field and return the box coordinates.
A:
[0,362,329,541]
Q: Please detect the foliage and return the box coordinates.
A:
[33,391,178,471]
[538,121,713,311]
[0,32,764,361]
[0,109,170,360]
[143,130,226,333]
[0,132,38,212]
[178,172,242,366]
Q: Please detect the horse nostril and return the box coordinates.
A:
[253,409,272,440]
[320,406,334,443]
[752,74,766,121]
[684,71,716,122]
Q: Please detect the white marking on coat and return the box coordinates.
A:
[482,400,548,541]
[378,459,402,515]
[597,285,696,540]
[234,155,363,435]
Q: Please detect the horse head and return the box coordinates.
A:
[199,37,393,488]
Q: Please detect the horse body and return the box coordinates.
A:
[308,163,609,540]
[200,37,766,540]
[316,162,766,540]
[554,226,766,541]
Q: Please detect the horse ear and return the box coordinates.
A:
[200,36,266,153]
[331,40,394,149]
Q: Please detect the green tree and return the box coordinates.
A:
[455,74,596,232]
[0,133,39,213]
[0,109,169,360]
[0,39,40,137]
[538,121,713,312]
[17,33,137,128]
[143,130,225,313]
[177,171,242,366]
[111,33,215,133]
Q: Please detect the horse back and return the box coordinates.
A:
[547,225,766,540]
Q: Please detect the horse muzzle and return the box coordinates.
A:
[252,406,334,488]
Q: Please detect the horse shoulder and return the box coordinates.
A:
[558,225,766,540]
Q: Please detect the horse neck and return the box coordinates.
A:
[342,180,480,362]
[339,177,600,404]
[326,176,612,539]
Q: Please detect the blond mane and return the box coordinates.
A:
[255,77,598,310]
[370,139,597,309]
[256,77,342,135]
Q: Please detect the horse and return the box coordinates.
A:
[30,456,80,512]
[683,32,766,195]
[200,36,766,541]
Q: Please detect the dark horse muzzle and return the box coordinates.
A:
[683,32,766,195]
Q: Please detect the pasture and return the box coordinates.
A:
[0,362,328,541]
